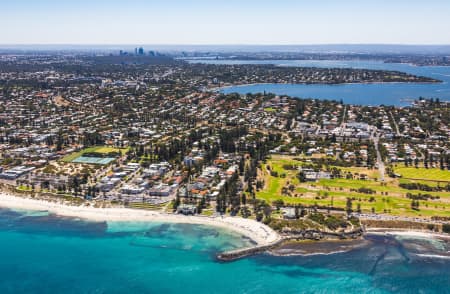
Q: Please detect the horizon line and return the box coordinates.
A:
[2,43,450,47]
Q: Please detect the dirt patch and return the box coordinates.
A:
[54,96,72,107]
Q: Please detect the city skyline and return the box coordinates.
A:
[2,0,450,45]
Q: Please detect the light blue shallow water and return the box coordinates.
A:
[190,59,450,106]
[1,207,450,293]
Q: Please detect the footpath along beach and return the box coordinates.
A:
[0,192,280,246]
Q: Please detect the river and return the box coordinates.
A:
[188,59,450,106]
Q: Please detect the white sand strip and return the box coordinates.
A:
[366,228,450,239]
[0,193,280,245]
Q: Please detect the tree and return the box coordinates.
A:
[197,196,205,214]
[56,131,64,151]
[173,192,181,211]
[241,206,251,218]
[297,171,306,183]
[346,198,353,215]
[272,199,284,211]
[241,193,247,205]
[443,224,450,234]
[263,205,272,220]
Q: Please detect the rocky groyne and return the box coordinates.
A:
[217,228,364,261]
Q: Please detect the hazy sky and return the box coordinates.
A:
[2,0,450,45]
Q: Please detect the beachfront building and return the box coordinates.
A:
[177,204,197,215]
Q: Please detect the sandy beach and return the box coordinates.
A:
[366,227,450,240]
[0,192,280,246]
[3,193,448,249]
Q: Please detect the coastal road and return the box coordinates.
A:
[354,213,446,225]
[339,105,347,136]
[153,69,175,81]
[389,111,401,136]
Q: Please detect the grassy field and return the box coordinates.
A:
[256,155,301,204]
[394,167,450,182]
[62,146,128,163]
[127,203,166,210]
[17,185,32,192]
[399,178,441,187]
[256,155,450,218]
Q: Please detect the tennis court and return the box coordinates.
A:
[72,156,116,165]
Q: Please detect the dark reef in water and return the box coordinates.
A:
[270,238,370,256]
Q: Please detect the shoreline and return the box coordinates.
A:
[0,193,280,246]
[210,80,442,92]
[268,229,450,257]
[365,227,450,240]
[186,58,450,68]
[2,192,450,259]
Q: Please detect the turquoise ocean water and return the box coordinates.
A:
[1,207,450,293]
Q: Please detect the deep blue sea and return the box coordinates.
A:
[189,59,450,106]
[2,207,450,294]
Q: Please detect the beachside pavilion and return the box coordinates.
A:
[177,204,197,215]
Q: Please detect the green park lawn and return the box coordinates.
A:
[394,167,450,182]
[256,155,450,218]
